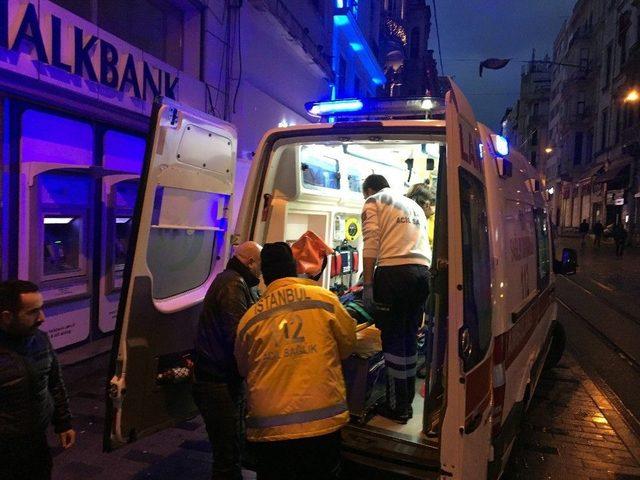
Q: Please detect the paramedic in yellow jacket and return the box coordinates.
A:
[234,242,356,480]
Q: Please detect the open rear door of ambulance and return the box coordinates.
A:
[104,98,237,450]
[440,80,494,479]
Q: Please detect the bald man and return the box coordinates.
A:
[193,241,262,480]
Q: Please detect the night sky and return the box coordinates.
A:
[431,0,577,129]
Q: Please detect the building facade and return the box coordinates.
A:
[546,0,640,240]
[378,0,440,97]
[503,53,552,175]
[0,0,383,352]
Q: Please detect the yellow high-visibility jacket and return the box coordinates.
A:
[234,277,356,442]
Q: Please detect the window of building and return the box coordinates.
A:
[530,150,537,167]
[586,130,594,163]
[410,27,420,59]
[620,31,628,69]
[579,48,589,69]
[531,129,538,146]
[533,102,539,117]
[615,107,621,144]
[51,0,186,70]
[574,131,583,165]
[459,169,492,372]
[577,92,585,115]
[604,43,613,88]
[601,108,609,150]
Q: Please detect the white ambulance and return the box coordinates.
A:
[105,79,575,479]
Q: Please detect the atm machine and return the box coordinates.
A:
[19,109,95,350]
[99,177,139,334]
[22,168,94,349]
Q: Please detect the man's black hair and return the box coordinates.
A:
[362,174,390,194]
[0,280,39,315]
[261,242,298,285]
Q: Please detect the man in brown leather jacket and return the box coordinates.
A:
[193,241,262,480]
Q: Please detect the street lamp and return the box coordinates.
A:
[544,147,554,154]
[624,89,640,103]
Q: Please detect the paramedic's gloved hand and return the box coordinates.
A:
[363,283,375,313]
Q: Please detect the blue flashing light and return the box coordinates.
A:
[491,134,509,156]
[350,42,363,52]
[334,15,349,27]
[335,0,344,8]
[479,143,484,159]
[372,77,384,85]
[307,99,364,116]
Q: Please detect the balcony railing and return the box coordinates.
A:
[249,0,333,79]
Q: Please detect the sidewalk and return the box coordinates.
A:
[504,354,640,479]
[47,352,640,480]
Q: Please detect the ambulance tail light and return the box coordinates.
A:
[305,96,445,119]
[491,335,507,438]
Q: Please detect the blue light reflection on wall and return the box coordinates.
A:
[21,109,93,165]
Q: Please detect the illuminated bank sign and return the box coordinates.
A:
[0,0,179,113]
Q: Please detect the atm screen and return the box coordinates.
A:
[43,216,83,277]
[114,217,132,271]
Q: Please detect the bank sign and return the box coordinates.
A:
[0,0,182,115]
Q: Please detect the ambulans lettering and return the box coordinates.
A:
[0,0,178,100]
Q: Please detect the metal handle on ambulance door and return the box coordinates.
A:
[460,328,472,360]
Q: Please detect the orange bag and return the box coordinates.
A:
[291,230,334,278]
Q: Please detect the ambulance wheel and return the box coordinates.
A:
[544,322,566,371]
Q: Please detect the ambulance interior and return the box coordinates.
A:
[254,135,445,448]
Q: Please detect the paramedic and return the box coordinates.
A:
[407,182,435,247]
[0,280,75,480]
[361,174,431,424]
[193,241,262,480]
[235,242,356,480]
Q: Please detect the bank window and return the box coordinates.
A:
[534,209,550,290]
[147,187,229,299]
[459,169,492,371]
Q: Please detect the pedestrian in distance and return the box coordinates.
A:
[235,242,356,480]
[612,223,628,257]
[579,219,589,247]
[0,280,76,480]
[361,174,431,424]
[193,241,262,480]
[593,220,604,247]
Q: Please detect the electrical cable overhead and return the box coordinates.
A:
[431,0,444,74]
[233,6,243,114]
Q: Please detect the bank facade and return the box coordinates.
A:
[0,0,383,352]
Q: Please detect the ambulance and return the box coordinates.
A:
[104,79,575,479]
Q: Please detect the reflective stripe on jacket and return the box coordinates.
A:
[234,277,356,442]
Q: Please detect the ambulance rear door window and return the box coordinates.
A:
[459,168,492,371]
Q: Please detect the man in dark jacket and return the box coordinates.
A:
[593,220,604,247]
[193,241,262,480]
[579,219,589,247]
[0,280,75,480]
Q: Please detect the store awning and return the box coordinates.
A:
[594,163,630,184]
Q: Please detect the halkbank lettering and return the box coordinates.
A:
[0,0,178,100]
